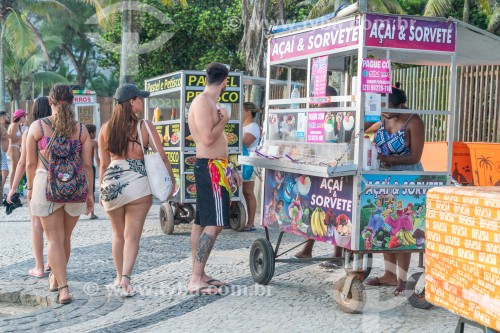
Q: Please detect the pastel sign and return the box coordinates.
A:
[270,18,358,62]
[365,14,456,52]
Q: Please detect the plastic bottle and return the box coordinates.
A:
[154,106,161,122]
[291,84,300,109]
[362,135,372,171]
[171,108,176,120]
[371,142,379,170]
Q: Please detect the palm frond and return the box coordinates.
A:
[18,0,71,16]
[20,54,45,78]
[34,71,71,85]
[4,11,36,58]
[307,0,336,19]
[424,0,453,17]
[487,7,500,33]
[476,0,491,15]
[380,0,406,14]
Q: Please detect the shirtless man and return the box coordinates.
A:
[0,111,10,197]
[7,109,27,190]
[187,62,242,295]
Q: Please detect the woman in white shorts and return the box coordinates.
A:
[99,83,174,296]
[26,84,94,304]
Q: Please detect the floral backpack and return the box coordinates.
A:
[39,118,88,203]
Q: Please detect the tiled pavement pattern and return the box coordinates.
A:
[0,201,483,333]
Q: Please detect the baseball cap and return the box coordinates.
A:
[13,109,27,121]
[114,83,150,104]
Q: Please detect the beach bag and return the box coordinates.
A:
[41,119,88,203]
[242,145,254,181]
[137,120,173,202]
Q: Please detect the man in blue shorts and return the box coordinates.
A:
[187,62,242,295]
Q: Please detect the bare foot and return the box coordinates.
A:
[294,251,312,259]
[203,274,227,287]
[365,275,398,286]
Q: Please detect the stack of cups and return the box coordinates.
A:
[371,142,379,170]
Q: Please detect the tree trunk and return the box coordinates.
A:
[120,0,139,84]
[0,21,6,112]
[463,0,470,23]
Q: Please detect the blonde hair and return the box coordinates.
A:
[243,102,260,118]
[49,84,75,138]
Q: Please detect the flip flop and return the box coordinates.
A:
[206,279,228,287]
[187,286,221,296]
[28,268,46,278]
[241,227,256,232]
[45,264,52,272]
[319,262,341,269]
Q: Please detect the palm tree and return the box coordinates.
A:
[0,0,104,112]
[87,72,119,96]
[101,0,187,84]
[307,0,405,19]
[424,0,498,28]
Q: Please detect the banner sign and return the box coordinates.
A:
[270,18,358,62]
[365,14,456,52]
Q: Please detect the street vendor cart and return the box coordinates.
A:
[72,89,100,130]
[240,6,500,315]
[144,70,246,234]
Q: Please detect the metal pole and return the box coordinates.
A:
[448,55,457,183]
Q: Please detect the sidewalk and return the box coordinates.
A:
[0,199,482,333]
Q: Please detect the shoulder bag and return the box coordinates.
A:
[137,120,173,202]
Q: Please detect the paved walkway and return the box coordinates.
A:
[0,200,483,333]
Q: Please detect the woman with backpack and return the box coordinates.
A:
[99,83,174,297]
[7,97,52,278]
[26,84,94,304]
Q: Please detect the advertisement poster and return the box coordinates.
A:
[184,153,196,173]
[262,169,354,248]
[307,112,325,142]
[359,174,446,251]
[361,58,391,94]
[224,123,240,149]
[364,14,456,52]
[364,93,382,122]
[311,56,328,97]
[156,123,181,148]
[166,151,180,196]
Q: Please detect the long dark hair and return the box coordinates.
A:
[30,97,52,122]
[105,99,138,156]
[49,84,75,138]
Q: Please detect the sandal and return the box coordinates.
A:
[48,272,58,292]
[45,264,52,272]
[56,285,73,304]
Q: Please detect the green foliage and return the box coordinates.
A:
[98,0,245,84]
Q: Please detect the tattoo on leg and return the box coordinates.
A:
[196,233,214,264]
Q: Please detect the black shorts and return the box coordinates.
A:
[92,166,96,195]
[194,158,230,227]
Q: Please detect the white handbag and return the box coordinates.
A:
[137,120,172,202]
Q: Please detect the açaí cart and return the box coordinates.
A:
[239,7,500,314]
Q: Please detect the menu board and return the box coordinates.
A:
[166,151,180,195]
[155,122,181,148]
[184,153,196,173]
[184,173,197,200]
[184,122,195,149]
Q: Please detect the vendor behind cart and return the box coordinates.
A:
[364,85,425,295]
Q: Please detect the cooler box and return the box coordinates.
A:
[425,186,500,331]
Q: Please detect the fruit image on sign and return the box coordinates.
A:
[262,169,354,248]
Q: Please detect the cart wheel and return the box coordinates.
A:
[176,203,195,224]
[344,253,373,280]
[160,203,175,235]
[333,275,366,314]
[249,238,275,285]
[407,272,433,309]
[230,201,247,231]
